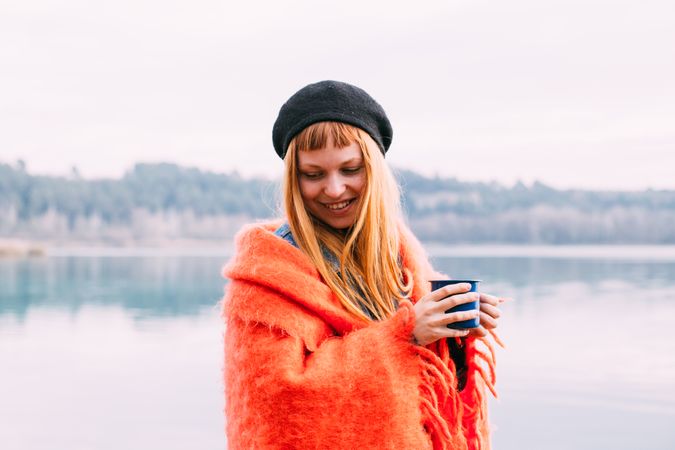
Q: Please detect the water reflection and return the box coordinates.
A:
[0,257,225,320]
[431,256,675,291]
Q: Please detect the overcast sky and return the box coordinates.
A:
[1,0,673,190]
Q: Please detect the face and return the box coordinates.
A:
[297,139,366,230]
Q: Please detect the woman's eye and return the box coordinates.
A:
[302,172,323,180]
[342,167,363,175]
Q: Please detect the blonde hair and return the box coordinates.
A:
[283,121,413,322]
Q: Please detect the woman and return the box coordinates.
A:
[222,80,502,449]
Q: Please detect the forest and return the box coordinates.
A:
[2,160,674,244]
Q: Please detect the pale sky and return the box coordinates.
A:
[1,0,674,190]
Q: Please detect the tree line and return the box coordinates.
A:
[2,160,674,244]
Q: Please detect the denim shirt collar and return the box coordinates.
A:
[274,222,342,271]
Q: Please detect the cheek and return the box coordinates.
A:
[298,180,319,203]
[352,173,366,194]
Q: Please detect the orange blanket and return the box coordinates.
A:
[222,221,496,449]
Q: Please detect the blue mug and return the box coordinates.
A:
[429,279,481,329]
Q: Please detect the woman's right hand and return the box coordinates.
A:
[412,283,480,347]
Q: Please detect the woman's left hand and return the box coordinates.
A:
[468,293,502,338]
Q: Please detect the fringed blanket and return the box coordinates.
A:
[222,221,497,449]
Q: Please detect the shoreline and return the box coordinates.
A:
[0,239,46,258]
[4,238,675,260]
[0,237,234,258]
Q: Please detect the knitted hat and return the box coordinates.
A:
[272,80,393,159]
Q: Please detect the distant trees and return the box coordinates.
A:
[0,161,279,243]
[394,169,675,244]
[2,161,675,244]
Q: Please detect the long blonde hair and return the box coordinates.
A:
[283,121,412,322]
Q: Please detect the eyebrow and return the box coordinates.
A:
[300,158,363,170]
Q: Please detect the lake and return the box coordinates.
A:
[1,247,674,449]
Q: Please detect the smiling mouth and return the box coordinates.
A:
[323,198,355,211]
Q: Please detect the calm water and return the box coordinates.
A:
[1,248,675,449]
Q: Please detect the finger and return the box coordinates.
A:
[428,282,473,302]
[480,302,501,319]
[469,325,488,337]
[434,309,480,327]
[437,327,472,339]
[479,293,500,306]
[435,291,480,312]
[479,311,498,329]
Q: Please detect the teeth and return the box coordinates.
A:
[325,200,351,210]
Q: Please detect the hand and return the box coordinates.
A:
[467,292,502,338]
[412,283,480,347]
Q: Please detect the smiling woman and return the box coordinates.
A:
[221,80,503,449]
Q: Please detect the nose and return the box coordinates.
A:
[323,173,347,199]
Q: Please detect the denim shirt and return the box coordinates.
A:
[274,222,378,320]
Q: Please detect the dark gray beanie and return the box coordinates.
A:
[272,80,393,159]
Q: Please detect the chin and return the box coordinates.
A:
[310,211,356,231]
[321,217,356,230]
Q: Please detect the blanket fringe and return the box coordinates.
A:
[414,332,501,449]
[460,336,500,450]
[487,328,505,348]
[413,344,461,450]
[474,348,497,394]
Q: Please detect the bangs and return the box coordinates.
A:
[292,121,362,152]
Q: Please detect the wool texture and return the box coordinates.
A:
[221,221,497,449]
